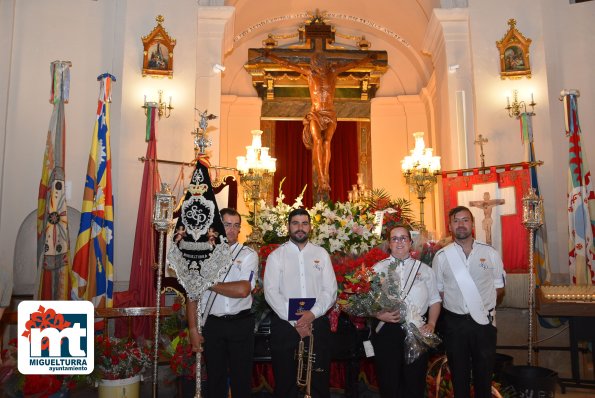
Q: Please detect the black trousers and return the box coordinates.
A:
[269,313,331,398]
[441,310,497,398]
[371,321,428,398]
[203,311,255,398]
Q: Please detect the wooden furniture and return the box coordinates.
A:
[536,286,595,392]
[95,306,174,339]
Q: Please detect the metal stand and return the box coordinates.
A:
[521,188,543,366]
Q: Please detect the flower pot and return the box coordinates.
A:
[98,375,141,398]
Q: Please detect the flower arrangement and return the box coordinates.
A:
[93,335,151,381]
[250,178,305,245]
[0,338,72,398]
[164,328,196,380]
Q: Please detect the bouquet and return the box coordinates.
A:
[93,335,151,381]
[1,338,73,398]
[341,260,441,364]
[163,328,196,380]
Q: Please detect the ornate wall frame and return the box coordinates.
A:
[496,19,532,80]
[142,15,176,78]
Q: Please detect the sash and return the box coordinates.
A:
[201,243,245,326]
[444,244,489,325]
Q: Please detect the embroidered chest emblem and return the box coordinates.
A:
[313,260,322,271]
[479,258,488,269]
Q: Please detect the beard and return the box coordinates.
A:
[290,230,309,244]
[454,228,472,240]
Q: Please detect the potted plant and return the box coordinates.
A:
[91,335,151,398]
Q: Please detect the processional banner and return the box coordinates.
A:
[442,166,531,273]
[71,73,115,308]
[36,61,73,300]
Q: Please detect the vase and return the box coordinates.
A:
[98,375,141,398]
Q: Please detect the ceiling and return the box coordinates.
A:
[220,0,444,97]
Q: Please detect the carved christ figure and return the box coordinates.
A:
[265,49,375,194]
[469,192,506,245]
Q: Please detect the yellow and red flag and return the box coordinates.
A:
[70,73,116,308]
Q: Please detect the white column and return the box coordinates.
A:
[423,8,476,170]
[196,5,235,165]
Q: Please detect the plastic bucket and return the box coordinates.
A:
[504,365,557,397]
[493,353,514,383]
[98,375,141,398]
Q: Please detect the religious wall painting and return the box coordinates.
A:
[142,15,176,78]
[496,19,532,79]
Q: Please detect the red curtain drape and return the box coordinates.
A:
[273,120,358,207]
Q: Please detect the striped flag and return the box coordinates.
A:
[35,61,73,301]
[562,90,595,285]
[128,104,160,338]
[520,113,552,285]
[70,73,116,307]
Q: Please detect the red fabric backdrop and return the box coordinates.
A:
[273,120,359,207]
[442,166,531,273]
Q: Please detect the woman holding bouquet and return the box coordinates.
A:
[371,225,441,398]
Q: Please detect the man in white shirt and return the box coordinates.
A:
[434,206,505,398]
[264,208,338,398]
[186,208,258,398]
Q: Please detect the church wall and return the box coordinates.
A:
[467,0,595,277]
[370,96,437,231]
[0,0,200,294]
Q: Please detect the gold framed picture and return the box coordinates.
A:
[496,19,532,80]
[142,15,176,78]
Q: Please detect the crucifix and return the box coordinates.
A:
[252,12,386,202]
[474,134,489,168]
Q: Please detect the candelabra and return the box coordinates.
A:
[348,173,372,203]
[236,129,276,246]
[401,132,441,230]
[151,183,175,398]
[521,187,544,366]
[505,89,536,118]
[142,89,173,119]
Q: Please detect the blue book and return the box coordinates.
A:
[288,297,316,321]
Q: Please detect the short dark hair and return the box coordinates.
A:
[220,207,241,223]
[288,208,310,224]
[448,206,474,222]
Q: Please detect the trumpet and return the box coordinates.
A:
[296,326,315,398]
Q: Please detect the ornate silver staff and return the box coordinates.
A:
[521,187,544,365]
[152,183,175,398]
[167,112,232,398]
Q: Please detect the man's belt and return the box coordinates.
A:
[208,308,252,321]
[443,308,495,322]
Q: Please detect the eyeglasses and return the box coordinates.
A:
[390,236,410,243]
[223,223,241,230]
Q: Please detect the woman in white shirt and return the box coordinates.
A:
[371,225,441,398]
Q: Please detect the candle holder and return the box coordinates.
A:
[151,183,175,397]
[521,187,544,366]
[401,132,441,230]
[236,130,276,247]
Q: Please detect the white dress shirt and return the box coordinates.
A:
[201,242,258,317]
[373,256,441,328]
[264,241,337,321]
[434,240,505,315]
